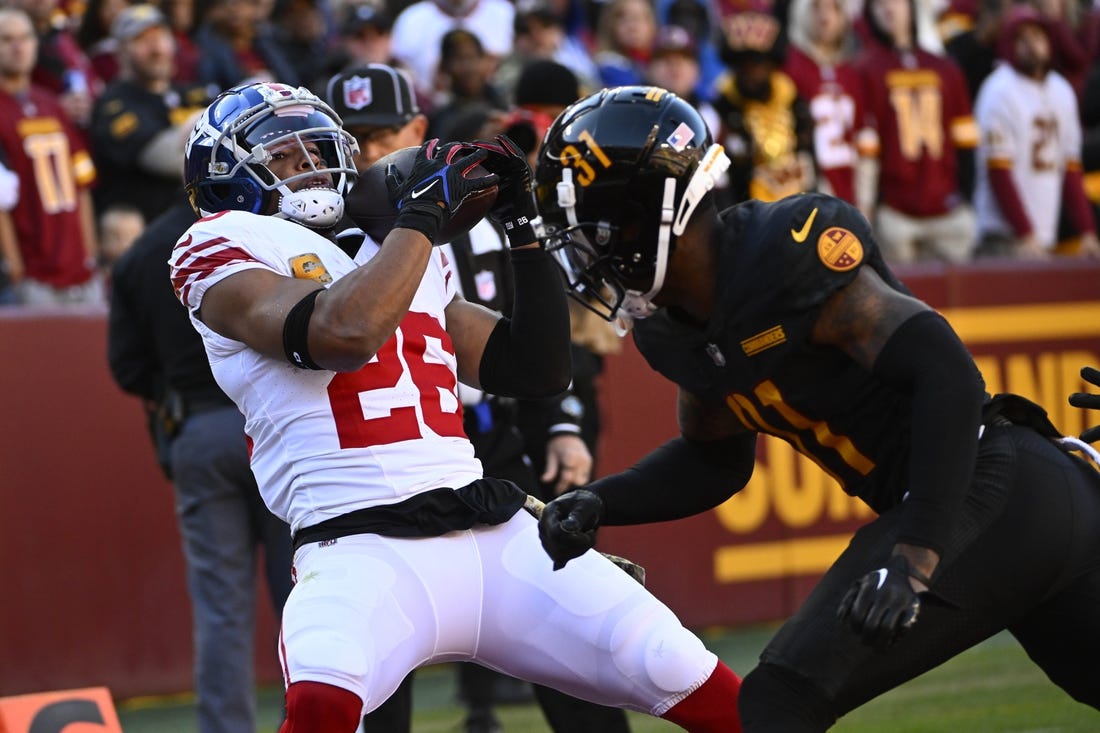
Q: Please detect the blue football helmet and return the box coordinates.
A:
[534,86,729,322]
[184,82,359,229]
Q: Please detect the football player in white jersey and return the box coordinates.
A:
[168,81,744,733]
[972,5,1100,259]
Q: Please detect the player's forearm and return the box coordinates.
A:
[1062,166,1097,236]
[477,247,571,398]
[310,229,433,370]
[79,189,99,262]
[139,128,191,178]
[0,210,20,270]
[872,311,983,556]
[586,433,757,526]
[988,166,1033,237]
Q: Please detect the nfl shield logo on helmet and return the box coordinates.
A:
[342,76,373,111]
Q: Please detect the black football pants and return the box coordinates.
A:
[740,424,1100,731]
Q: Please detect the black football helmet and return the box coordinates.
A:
[534,86,729,322]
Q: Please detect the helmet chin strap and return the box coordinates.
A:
[278,185,345,229]
[617,144,730,321]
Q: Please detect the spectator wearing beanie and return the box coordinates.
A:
[499,58,582,156]
[494,0,599,101]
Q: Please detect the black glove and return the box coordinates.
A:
[836,554,922,651]
[1068,366,1100,443]
[537,489,605,570]
[388,139,498,243]
[468,134,537,247]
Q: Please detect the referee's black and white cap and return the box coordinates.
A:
[325,64,420,129]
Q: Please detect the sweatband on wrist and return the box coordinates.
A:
[283,288,324,370]
[501,215,536,248]
[394,202,445,243]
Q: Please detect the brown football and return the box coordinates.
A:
[344,145,499,244]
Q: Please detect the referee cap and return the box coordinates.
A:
[325,64,420,129]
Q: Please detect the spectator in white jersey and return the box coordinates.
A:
[390,0,515,100]
[972,4,1100,259]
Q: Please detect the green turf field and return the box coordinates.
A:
[114,626,1097,732]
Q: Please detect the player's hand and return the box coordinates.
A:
[1069,366,1100,443]
[468,134,537,247]
[388,139,498,243]
[542,433,592,496]
[837,554,922,651]
[1016,233,1049,260]
[1078,232,1100,260]
[538,489,604,570]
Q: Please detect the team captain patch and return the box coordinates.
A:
[817,227,863,272]
[289,254,333,284]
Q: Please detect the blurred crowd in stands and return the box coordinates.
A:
[1,0,1098,306]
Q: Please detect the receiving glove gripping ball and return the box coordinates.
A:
[345,143,499,244]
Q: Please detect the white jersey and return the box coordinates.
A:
[973,63,1083,249]
[169,211,482,534]
[390,0,515,95]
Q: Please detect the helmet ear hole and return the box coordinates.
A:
[200,179,265,215]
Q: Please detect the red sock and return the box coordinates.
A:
[661,660,743,733]
[279,681,363,733]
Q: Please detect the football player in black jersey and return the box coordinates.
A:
[533,86,1100,731]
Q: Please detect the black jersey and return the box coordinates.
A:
[632,193,971,514]
[90,81,212,222]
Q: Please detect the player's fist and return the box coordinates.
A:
[389,139,498,243]
[468,134,537,246]
[837,554,922,651]
[1068,366,1100,443]
[538,489,604,570]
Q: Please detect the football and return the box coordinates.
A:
[344,145,499,244]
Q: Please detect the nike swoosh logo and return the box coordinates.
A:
[874,568,888,590]
[410,179,439,199]
[791,207,819,243]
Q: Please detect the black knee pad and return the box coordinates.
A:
[739,663,837,732]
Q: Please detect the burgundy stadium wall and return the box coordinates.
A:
[1,259,1098,701]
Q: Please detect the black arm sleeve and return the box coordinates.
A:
[585,433,758,526]
[872,310,984,555]
[477,247,571,398]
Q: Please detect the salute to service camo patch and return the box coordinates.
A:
[289,254,333,284]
